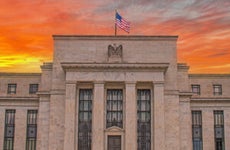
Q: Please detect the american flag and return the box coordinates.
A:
[115,12,130,33]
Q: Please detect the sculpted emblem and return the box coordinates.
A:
[108,44,122,57]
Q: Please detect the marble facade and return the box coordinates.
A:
[0,35,230,150]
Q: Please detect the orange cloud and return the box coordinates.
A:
[0,0,229,73]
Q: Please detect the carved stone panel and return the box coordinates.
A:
[108,44,123,63]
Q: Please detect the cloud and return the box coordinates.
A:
[0,0,229,73]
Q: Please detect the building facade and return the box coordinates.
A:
[0,35,230,150]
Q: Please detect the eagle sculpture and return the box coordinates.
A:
[108,44,122,57]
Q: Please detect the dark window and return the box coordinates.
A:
[214,110,225,150]
[213,85,222,96]
[137,89,151,150]
[106,89,123,128]
[78,89,92,150]
[7,84,17,94]
[29,84,39,94]
[26,110,38,150]
[108,136,121,150]
[192,111,203,150]
[4,109,16,150]
[191,85,200,95]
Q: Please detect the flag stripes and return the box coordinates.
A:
[115,12,130,33]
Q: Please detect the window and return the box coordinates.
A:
[7,84,17,94]
[192,111,203,150]
[4,109,16,150]
[137,89,151,150]
[78,89,92,150]
[106,89,123,128]
[214,110,225,150]
[191,85,200,95]
[29,84,39,94]
[213,85,222,96]
[26,110,38,150]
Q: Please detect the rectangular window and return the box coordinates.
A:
[26,110,38,150]
[213,85,222,96]
[78,89,92,150]
[191,85,200,95]
[214,110,225,150]
[29,84,39,94]
[106,89,123,128]
[4,109,16,150]
[192,111,203,150]
[137,89,151,150]
[7,84,17,94]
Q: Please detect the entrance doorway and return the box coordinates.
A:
[108,135,121,150]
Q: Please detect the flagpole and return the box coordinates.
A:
[115,10,117,36]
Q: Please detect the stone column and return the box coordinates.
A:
[153,82,165,150]
[92,82,105,150]
[203,110,215,150]
[63,83,77,150]
[125,82,137,150]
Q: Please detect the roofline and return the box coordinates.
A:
[52,35,178,41]
[0,73,41,76]
[189,74,230,78]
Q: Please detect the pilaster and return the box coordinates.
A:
[179,97,192,150]
[203,110,215,150]
[63,83,77,150]
[14,109,27,150]
[125,82,137,150]
[92,82,105,150]
[37,92,50,150]
[153,82,165,150]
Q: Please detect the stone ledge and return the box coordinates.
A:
[0,96,39,101]
[53,35,178,41]
[61,62,169,73]
[191,97,230,103]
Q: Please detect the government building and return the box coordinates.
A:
[0,35,230,150]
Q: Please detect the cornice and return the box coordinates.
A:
[177,63,189,71]
[61,62,169,73]
[0,96,39,101]
[53,35,178,41]
[0,73,41,77]
[191,97,230,103]
[189,74,230,79]
[40,62,53,71]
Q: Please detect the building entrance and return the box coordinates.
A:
[108,135,121,150]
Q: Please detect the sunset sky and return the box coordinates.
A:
[0,0,229,73]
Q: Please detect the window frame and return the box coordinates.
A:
[213,84,222,96]
[191,84,201,95]
[7,84,17,94]
[29,84,39,94]
[214,110,225,150]
[26,110,38,150]
[3,109,16,150]
[106,89,123,128]
[137,89,151,150]
[78,89,93,150]
[192,110,203,150]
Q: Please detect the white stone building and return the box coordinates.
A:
[0,35,229,150]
